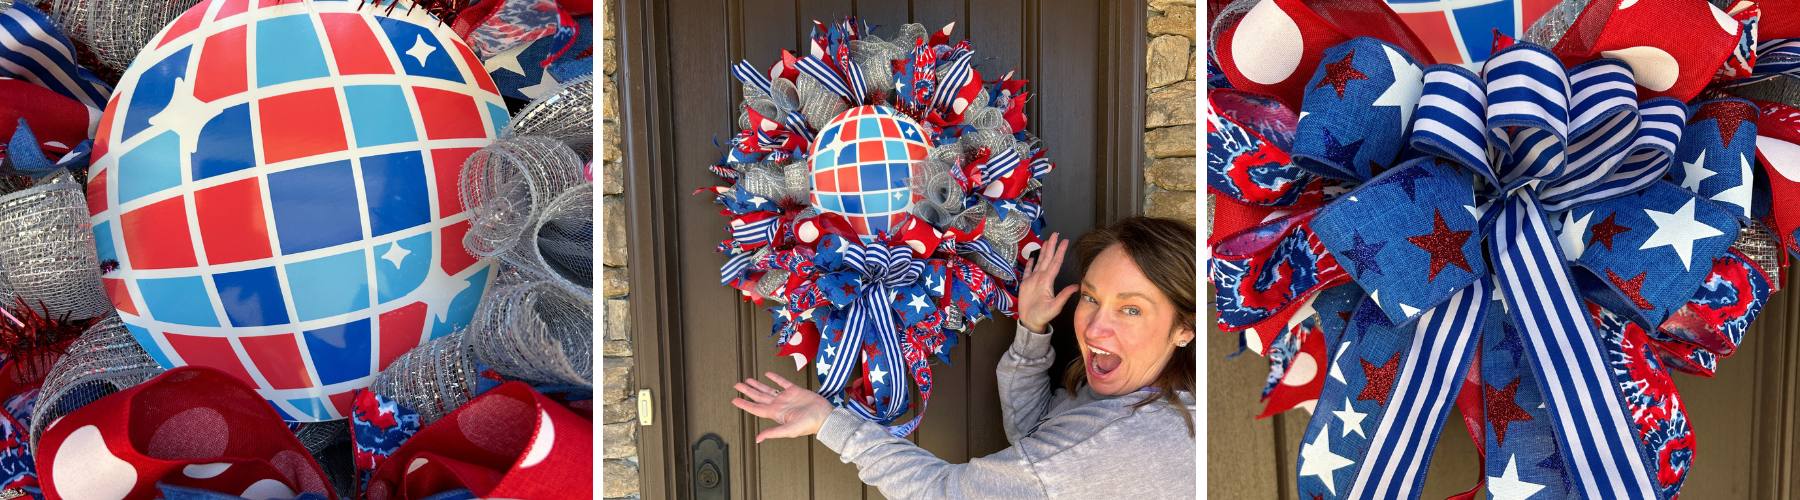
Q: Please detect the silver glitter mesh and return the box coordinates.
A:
[755,269,790,300]
[509,182,592,293]
[370,331,479,425]
[906,159,968,228]
[467,280,592,388]
[40,0,200,82]
[1736,222,1781,291]
[797,72,850,128]
[975,208,1031,280]
[30,314,163,453]
[1719,74,1800,107]
[738,161,810,203]
[0,175,111,319]
[506,76,594,159]
[1523,0,1591,48]
[460,135,585,257]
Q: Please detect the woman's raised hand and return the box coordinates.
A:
[731,372,834,443]
[1017,233,1077,334]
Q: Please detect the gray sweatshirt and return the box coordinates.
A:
[816,325,1197,499]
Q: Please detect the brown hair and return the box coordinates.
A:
[1061,216,1197,433]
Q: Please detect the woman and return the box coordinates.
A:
[731,217,1198,498]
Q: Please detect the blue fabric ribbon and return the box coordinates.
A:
[812,236,926,436]
[1297,38,1743,499]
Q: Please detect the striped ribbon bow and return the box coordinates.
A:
[809,236,930,436]
[1212,35,1772,499]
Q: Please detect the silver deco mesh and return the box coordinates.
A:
[0,175,112,319]
[1736,222,1782,291]
[459,135,585,258]
[467,280,592,388]
[369,331,479,425]
[506,76,594,159]
[460,135,590,292]
[30,314,164,453]
[38,0,201,82]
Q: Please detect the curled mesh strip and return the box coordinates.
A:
[31,314,163,453]
[468,281,592,388]
[370,331,479,425]
[0,178,111,319]
[460,135,585,257]
[40,0,198,82]
[506,76,594,159]
[499,183,593,293]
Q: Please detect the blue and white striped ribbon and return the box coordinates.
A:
[1755,38,1800,74]
[733,59,772,94]
[1345,279,1489,499]
[1490,190,1656,499]
[0,4,110,112]
[931,51,975,112]
[730,216,780,247]
[818,245,923,434]
[1357,42,1662,499]
[1029,155,1052,178]
[720,249,756,285]
[797,55,856,103]
[981,146,1020,183]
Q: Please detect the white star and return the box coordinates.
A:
[1710,153,1754,218]
[1558,210,1593,260]
[1369,290,1382,309]
[870,367,887,384]
[1374,45,1425,131]
[748,196,769,205]
[1641,199,1725,270]
[1333,398,1368,438]
[517,72,561,100]
[1329,341,1350,383]
[419,274,473,321]
[800,308,815,321]
[405,35,438,67]
[1299,431,1355,495]
[380,242,411,268]
[825,345,838,358]
[1487,455,1547,500]
[149,75,207,154]
[778,308,795,321]
[483,43,529,76]
[1678,149,1715,192]
[908,294,929,313]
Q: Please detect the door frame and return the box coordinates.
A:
[616,0,1149,497]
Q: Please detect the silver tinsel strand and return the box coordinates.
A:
[369,331,479,425]
[40,0,200,82]
[467,280,592,388]
[459,135,585,258]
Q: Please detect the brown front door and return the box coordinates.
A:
[616,0,1150,498]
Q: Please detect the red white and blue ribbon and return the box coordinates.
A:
[1209,1,1800,496]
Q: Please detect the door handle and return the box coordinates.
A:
[692,433,729,499]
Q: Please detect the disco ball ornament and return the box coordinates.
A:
[808,105,929,243]
[85,0,507,422]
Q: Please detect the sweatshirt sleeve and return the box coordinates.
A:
[815,407,1050,499]
[996,324,1057,444]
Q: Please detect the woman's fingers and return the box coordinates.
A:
[744,377,778,396]
[1051,284,1078,310]
[735,382,775,404]
[765,371,798,390]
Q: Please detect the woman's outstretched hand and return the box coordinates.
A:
[732,372,834,443]
[1017,233,1077,334]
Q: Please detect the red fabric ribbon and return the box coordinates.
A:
[1212,0,1434,109]
[366,382,592,500]
[35,367,333,500]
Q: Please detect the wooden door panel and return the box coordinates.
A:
[623,0,1146,497]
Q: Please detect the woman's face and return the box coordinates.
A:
[1073,244,1194,396]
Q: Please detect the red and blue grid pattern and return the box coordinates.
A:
[1387,0,1557,67]
[808,105,929,242]
[85,0,502,422]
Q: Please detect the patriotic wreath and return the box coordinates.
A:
[1211,0,1800,498]
[705,18,1052,435]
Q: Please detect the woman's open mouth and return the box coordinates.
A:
[1088,346,1123,379]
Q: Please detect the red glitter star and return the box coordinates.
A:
[1314,50,1368,98]
[1587,213,1631,251]
[1606,269,1655,310]
[1357,354,1401,406]
[1408,210,1474,282]
[1485,378,1533,446]
[1692,100,1758,146]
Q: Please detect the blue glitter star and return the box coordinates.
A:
[1350,300,1391,334]
[1318,128,1365,170]
[1492,324,1524,368]
[1342,233,1386,277]
[1370,166,1431,200]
